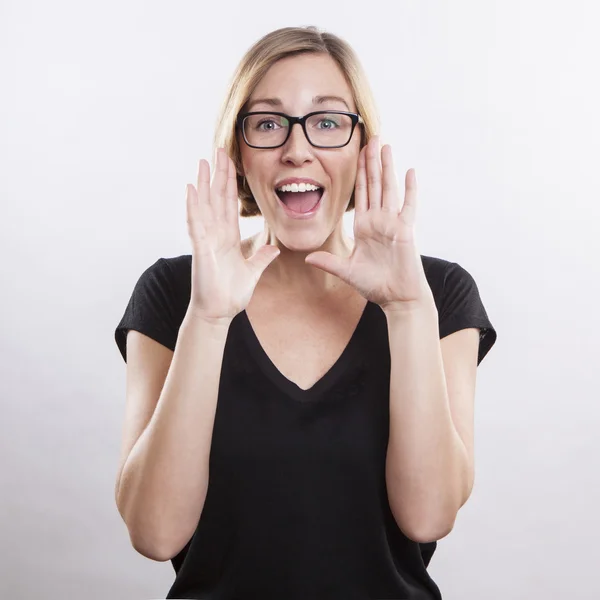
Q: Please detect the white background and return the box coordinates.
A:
[2,0,598,598]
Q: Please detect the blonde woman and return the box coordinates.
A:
[115,25,497,600]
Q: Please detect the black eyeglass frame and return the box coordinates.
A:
[235,110,365,149]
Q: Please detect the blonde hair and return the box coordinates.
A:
[212,25,381,217]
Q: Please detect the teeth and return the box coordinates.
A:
[276,182,322,193]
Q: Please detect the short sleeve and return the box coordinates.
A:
[114,258,178,362]
[438,262,497,366]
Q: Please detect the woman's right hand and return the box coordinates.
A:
[185,148,280,323]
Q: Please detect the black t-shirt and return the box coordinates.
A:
[115,253,497,600]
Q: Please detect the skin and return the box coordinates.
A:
[238,52,363,300]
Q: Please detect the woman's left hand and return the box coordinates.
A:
[305,135,433,312]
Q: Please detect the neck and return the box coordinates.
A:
[247,227,354,299]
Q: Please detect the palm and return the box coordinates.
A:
[345,209,416,304]
[305,137,431,309]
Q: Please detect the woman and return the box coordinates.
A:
[114,25,497,600]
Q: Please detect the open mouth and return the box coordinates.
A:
[275,187,324,214]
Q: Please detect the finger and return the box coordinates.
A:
[381,145,400,213]
[401,168,418,226]
[366,135,382,210]
[196,155,210,201]
[187,162,209,239]
[224,154,238,226]
[354,145,368,214]
[211,147,229,210]
[305,251,352,285]
[194,158,211,220]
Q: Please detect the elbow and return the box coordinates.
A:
[402,518,456,544]
[115,475,198,563]
[116,496,175,562]
[132,534,192,563]
[121,514,173,562]
[131,535,173,562]
[115,485,169,561]
[386,474,464,544]
[390,500,458,544]
[125,518,181,562]
[126,514,191,562]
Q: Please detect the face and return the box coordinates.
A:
[238,53,362,250]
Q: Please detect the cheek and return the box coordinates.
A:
[242,153,272,181]
[330,155,357,189]
[340,162,359,194]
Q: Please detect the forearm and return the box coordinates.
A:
[117,310,232,561]
[383,296,468,543]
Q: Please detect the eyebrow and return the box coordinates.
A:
[246,95,351,112]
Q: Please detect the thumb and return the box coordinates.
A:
[305,251,350,283]
[247,244,280,278]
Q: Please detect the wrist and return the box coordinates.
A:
[185,308,234,328]
[380,294,437,320]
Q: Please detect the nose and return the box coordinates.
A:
[280,121,314,164]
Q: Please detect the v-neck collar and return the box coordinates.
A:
[239,300,372,404]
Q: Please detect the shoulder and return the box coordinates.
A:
[420,255,484,316]
[159,254,192,286]
[420,254,455,307]
[420,253,454,280]
[153,254,193,326]
[160,253,192,276]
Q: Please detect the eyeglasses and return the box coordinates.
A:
[236,110,364,149]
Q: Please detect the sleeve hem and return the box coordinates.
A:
[439,315,497,366]
[115,324,176,363]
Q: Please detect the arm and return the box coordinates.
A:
[116,310,232,561]
[383,296,472,544]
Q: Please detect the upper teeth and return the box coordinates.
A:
[276,182,322,193]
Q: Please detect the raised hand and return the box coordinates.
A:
[186,148,280,322]
[304,136,433,313]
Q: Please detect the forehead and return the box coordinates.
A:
[248,53,355,113]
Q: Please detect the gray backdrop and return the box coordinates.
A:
[2,0,598,598]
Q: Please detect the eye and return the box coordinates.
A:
[256,118,279,131]
[316,117,340,130]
